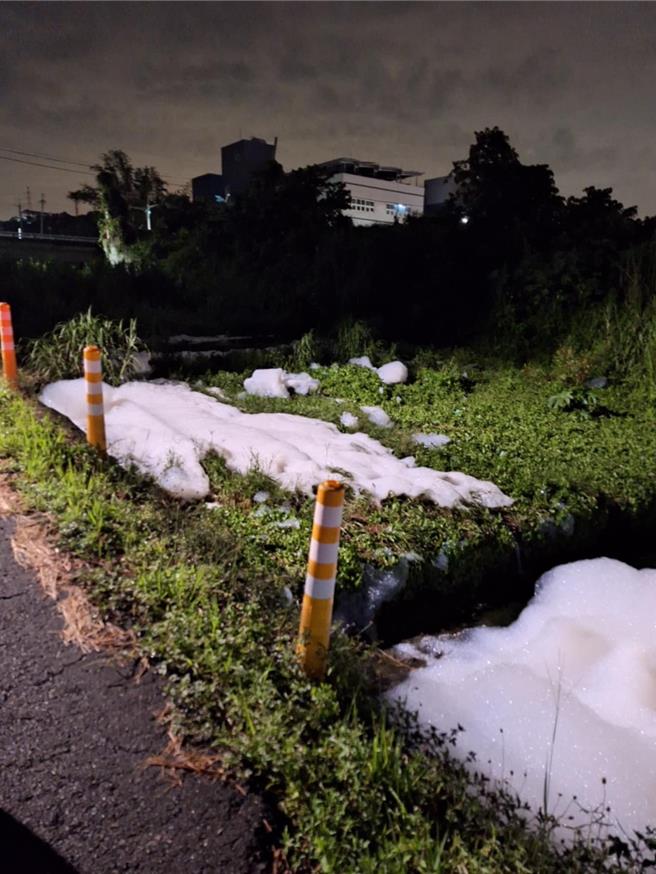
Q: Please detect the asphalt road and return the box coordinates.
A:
[0,517,268,874]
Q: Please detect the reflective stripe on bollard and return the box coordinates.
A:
[297,480,345,680]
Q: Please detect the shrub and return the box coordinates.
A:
[26,309,146,386]
[289,329,321,370]
[552,345,594,386]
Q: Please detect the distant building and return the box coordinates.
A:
[191,173,225,204]
[424,172,458,215]
[221,137,277,198]
[319,157,424,226]
[192,136,278,203]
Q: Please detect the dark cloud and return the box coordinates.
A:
[137,59,256,102]
[279,55,319,84]
[545,126,619,199]
[1,2,655,217]
[483,48,569,108]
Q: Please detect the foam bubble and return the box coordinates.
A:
[389,558,656,836]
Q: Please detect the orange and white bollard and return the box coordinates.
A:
[83,345,106,452]
[0,303,18,387]
[297,480,345,680]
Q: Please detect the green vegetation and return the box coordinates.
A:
[1,384,653,872]
[189,347,656,635]
[2,316,656,869]
[26,310,146,386]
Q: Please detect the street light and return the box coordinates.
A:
[130,202,158,231]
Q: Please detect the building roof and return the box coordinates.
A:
[318,157,423,182]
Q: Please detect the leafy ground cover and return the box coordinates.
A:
[193,352,656,639]
[0,347,654,871]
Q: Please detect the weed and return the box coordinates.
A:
[547,387,600,418]
[26,309,146,386]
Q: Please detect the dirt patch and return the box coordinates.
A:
[0,476,132,653]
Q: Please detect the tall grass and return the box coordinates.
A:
[602,277,656,383]
[552,246,656,407]
[26,309,146,386]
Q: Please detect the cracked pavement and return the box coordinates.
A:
[0,517,268,873]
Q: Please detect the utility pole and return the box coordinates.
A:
[15,201,22,239]
[26,186,32,211]
[130,202,157,231]
[39,193,46,236]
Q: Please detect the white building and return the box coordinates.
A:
[319,158,424,226]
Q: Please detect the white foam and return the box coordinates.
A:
[349,356,408,385]
[340,411,359,429]
[413,433,451,448]
[205,386,227,400]
[39,379,512,508]
[284,371,320,396]
[243,368,290,398]
[349,355,375,370]
[131,351,152,376]
[377,361,408,385]
[172,349,226,361]
[361,405,393,428]
[169,334,249,345]
[243,368,319,398]
[389,558,656,836]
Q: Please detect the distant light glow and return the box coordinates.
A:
[460,215,469,224]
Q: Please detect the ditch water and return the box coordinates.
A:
[147,334,289,379]
[364,505,656,646]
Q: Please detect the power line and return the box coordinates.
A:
[0,146,91,169]
[0,145,189,180]
[0,144,193,194]
[0,153,189,188]
[0,154,94,175]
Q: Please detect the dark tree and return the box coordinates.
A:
[69,150,167,264]
[451,127,563,249]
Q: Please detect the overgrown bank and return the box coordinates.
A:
[0,376,654,871]
[183,343,656,641]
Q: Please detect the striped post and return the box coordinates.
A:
[0,303,17,387]
[83,345,106,452]
[297,480,345,680]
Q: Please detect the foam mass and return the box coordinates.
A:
[390,558,656,836]
[40,380,512,507]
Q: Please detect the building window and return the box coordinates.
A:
[385,203,408,218]
[350,198,375,213]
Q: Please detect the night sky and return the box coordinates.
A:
[1,2,655,218]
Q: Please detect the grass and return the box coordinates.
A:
[1,357,655,870]
[184,354,656,639]
[26,309,146,387]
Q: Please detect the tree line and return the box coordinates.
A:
[9,127,653,354]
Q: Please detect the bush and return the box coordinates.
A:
[552,345,594,386]
[26,309,146,386]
